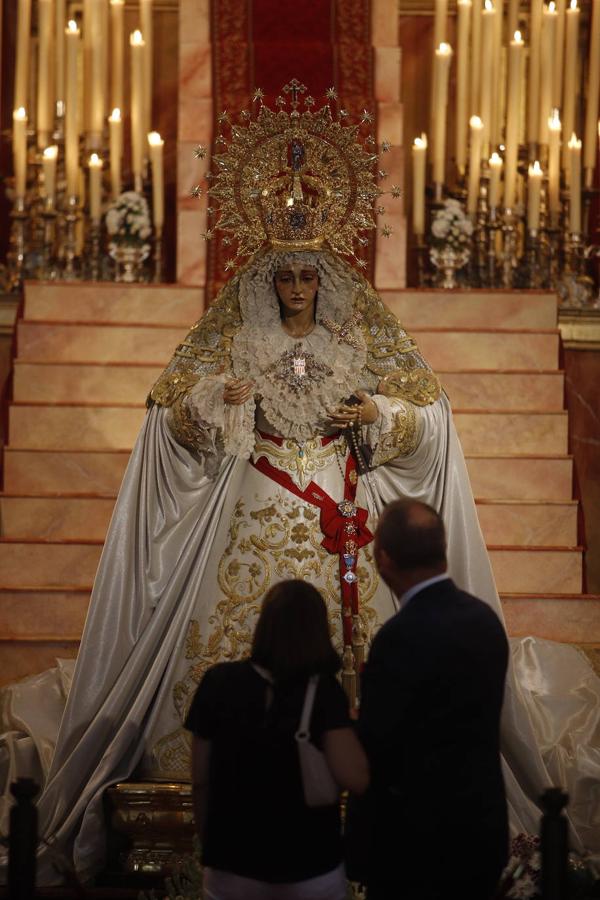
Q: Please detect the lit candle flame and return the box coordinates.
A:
[484,0,494,11]
[13,107,27,120]
[130,29,144,45]
[67,19,79,32]
[148,131,164,147]
[490,152,503,166]
[549,109,561,130]
[513,30,523,42]
[413,133,428,149]
[470,115,484,129]
[43,145,58,160]
[89,152,103,167]
[109,108,122,122]
[529,160,543,176]
[568,132,581,149]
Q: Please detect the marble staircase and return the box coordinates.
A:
[1,282,598,685]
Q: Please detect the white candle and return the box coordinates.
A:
[568,133,582,233]
[55,0,66,113]
[12,107,28,200]
[490,0,504,148]
[504,31,524,209]
[130,30,145,191]
[148,131,164,230]
[468,116,484,215]
[88,152,103,223]
[538,3,557,147]
[412,134,428,236]
[110,0,125,112]
[470,0,482,117]
[140,0,154,138]
[42,144,58,206]
[89,0,105,147]
[583,0,600,185]
[479,1,495,158]
[548,110,561,224]
[553,0,566,107]
[562,0,580,171]
[65,20,80,198]
[527,160,543,229]
[37,0,53,148]
[527,0,544,144]
[433,42,453,186]
[14,0,32,111]
[108,108,123,200]
[489,152,503,208]
[456,0,472,175]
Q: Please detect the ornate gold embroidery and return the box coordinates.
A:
[152,492,380,777]
[378,368,441,407]
[371,400,419,467]
[252,434,344,490]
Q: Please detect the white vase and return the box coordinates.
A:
[430,246,470,290]
[108,241,151,283]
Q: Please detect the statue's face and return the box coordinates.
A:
[274,263,318,316]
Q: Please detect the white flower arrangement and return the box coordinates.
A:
[105,191,152,245]
[430,198,473,251]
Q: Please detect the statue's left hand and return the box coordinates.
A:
[328,390,379,427]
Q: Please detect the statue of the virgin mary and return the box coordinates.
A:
[2,84,599,884]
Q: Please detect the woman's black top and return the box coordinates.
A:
[184,659,350,883]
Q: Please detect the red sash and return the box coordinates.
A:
[251,434,373,646]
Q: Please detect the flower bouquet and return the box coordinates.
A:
[105,190,152,282]
[429,198,473,289]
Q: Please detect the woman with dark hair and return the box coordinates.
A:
[184,579,369,900]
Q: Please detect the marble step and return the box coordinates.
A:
[13,362,162,405]
[13,361,565,411]
[1,589,597,651]
[0,494,578,546]
[0,540,582,594]
[0,639,79,689]
[441,370,564,412]
[24,281,204,326]
[16,321,560,371]
[501,594,600,642]
[3,448,574,500]
[382,289,558,330]
[8,405,569,454]
[24,282,558,330]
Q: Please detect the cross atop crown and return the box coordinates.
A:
[283,79,307,109]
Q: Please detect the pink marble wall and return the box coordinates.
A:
[177,0,212,286]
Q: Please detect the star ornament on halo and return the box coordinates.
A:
[189,185,203,198]
[193,145,207,160]
[326,87,338,100]
[381,225,394,238]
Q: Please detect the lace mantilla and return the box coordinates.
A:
[233,322,366,442]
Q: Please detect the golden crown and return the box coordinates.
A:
[190,80,401,270]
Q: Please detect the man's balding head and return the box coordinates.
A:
[374,500,447,595]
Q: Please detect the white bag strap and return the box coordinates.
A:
[295,675,319,742]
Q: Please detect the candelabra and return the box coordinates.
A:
[6,197,28,291]
[63,195,80,280]
[153,227,163,284]
[501,208,519,288]
[88,222,102,281]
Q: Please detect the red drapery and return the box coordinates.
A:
[208,0,375,296]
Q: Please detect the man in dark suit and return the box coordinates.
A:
[347,499,509,900]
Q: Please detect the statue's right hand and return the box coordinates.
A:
[223,378,254,405]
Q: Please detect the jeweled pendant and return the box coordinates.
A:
[343,571,358,584]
